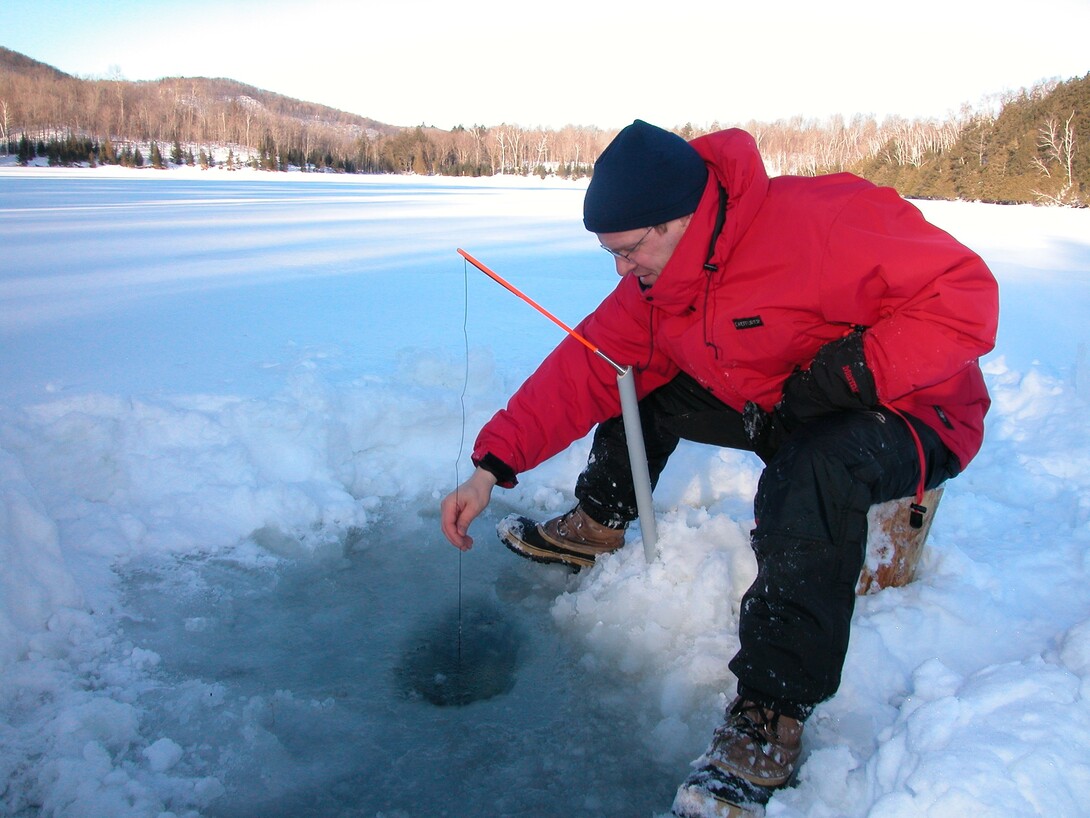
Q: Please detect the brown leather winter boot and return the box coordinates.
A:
[706,698,802,787]
[673,697,804,817]
[497,506,626,569]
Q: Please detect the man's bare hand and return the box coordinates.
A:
[440,467,498,550]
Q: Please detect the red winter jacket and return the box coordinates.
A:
[473,129,998,485]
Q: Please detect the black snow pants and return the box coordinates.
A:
[574,371,960,719]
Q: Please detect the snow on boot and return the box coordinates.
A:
[497,506,625,569]
[672,765,775,818]
[672,697,803,818]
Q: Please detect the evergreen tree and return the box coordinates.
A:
[150,142,165,169]
[171,139,183,166]
[17,133,33,165]
[101,137,117,165]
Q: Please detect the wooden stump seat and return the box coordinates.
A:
[856,486,944,595]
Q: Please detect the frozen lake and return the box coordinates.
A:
[2,166,1090,818]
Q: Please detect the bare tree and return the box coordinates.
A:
[1033,111,1078,204]
[533,130,549,167]
[488,128,508,174]
[499,123,525,173]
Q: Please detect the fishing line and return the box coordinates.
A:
[456,257,471,663]
[456,247,659,561]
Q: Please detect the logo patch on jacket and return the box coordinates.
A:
[732,316,764,330]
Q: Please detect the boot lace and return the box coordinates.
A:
[719,699,783,746]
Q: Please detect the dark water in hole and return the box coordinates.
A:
[118,506,680,817]
[396,596,522,706]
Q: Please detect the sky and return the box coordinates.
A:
[4,0,1089,130]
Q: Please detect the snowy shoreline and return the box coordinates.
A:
[2,173,1089,816]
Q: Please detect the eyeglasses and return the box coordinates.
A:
[600,226,654,261]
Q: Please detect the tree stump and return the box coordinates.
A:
[856,486,944,595]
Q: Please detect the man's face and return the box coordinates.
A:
[596,215,691,288]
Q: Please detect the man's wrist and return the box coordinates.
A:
[473,466,499,487]
[472,452,518,488]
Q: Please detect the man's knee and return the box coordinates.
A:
[754,412,899,545]
[765,410,931,497]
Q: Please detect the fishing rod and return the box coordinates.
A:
[456,248,625,376]
[457,248,658,561]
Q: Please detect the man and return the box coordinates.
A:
[440,120,998,817]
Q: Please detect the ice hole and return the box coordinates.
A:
[396,596,522,706]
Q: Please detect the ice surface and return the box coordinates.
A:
[116,509,679,816]
[1,166,1089,817]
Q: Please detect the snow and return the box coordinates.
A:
[1,163,1089,817]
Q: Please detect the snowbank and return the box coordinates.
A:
[1,172,1089,816]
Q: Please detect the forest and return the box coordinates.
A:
[1,46,1086,205]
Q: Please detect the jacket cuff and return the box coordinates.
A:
[473,452,518,488]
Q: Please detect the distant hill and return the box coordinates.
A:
[0,46,71,80]
[2,46,1086,204]
[851,72,1090,205]
[0,46,401,170]
[0,45,606,177]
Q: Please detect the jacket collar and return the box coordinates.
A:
[633,129,770,315]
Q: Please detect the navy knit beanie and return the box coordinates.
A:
[583,120,708,234]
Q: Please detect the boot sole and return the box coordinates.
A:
[496,514,601,569]
[672,763,782,818]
